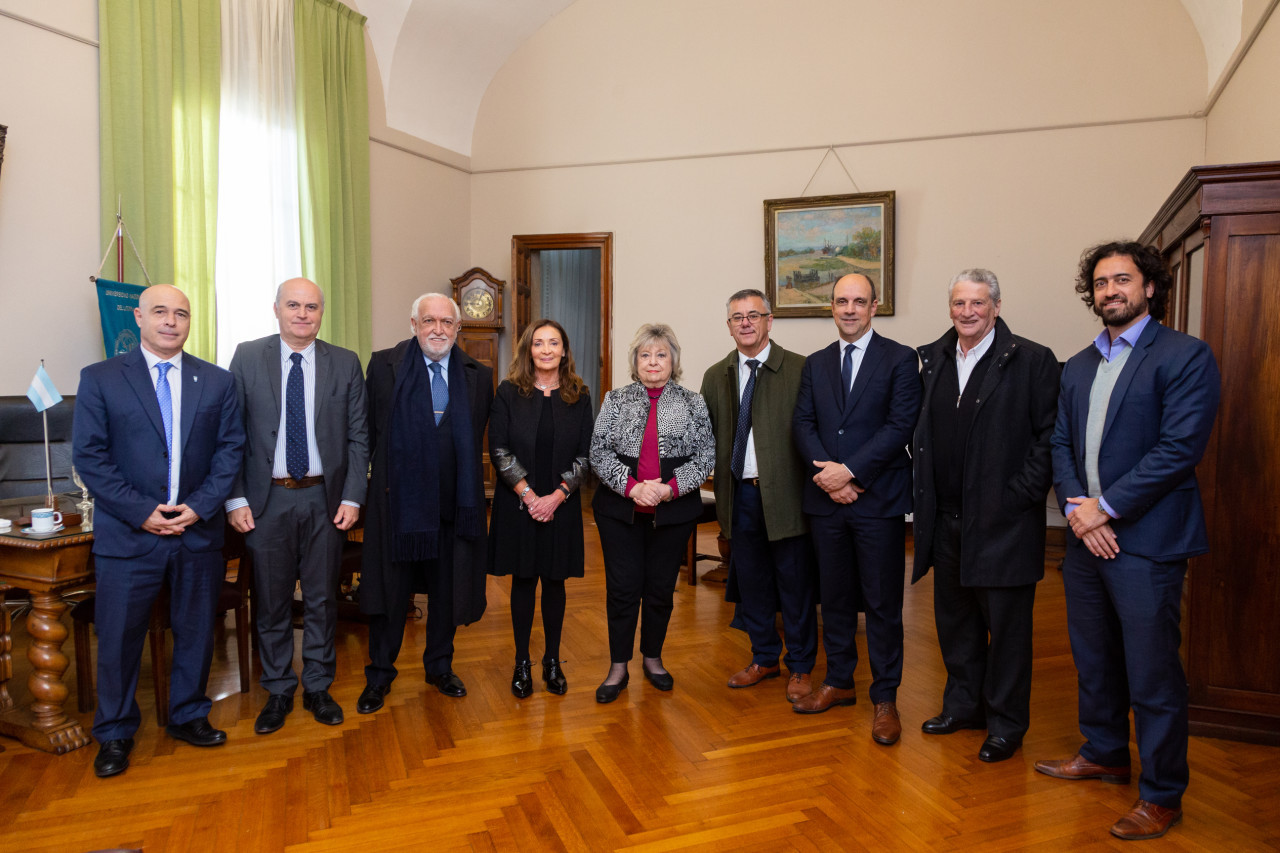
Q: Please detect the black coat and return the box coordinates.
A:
[359,340,493,624]
[911,318,1059,587]
[487,381,593,580]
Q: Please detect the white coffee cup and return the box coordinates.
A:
[30,508,63,533]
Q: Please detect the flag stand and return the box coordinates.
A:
[90,197,153,287]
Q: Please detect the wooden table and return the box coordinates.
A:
[0,497,93,754]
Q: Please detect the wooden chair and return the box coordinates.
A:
[684,490,723,586]
[70,524,254,725]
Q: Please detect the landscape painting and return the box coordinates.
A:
[764,191,895,317]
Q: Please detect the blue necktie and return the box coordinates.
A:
[730,358,759,479]
[841,343,854,400]
[156,362,174,497]
[430,361,449,425]
[286,352,309,480]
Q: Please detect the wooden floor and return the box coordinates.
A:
[1,517,1278,852]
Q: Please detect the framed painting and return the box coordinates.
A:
[764,190,895,318]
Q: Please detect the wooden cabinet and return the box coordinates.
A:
[1140,162,1280,744]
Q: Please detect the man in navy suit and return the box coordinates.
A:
[1036,242,1220,841]
[792,274,921,746]
[73,284,244,778]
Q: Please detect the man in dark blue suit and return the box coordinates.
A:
[73,284,244,778]
[1036,242,1220,841]
[792,274,921,746]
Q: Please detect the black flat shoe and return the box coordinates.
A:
[303,690,344,725]
[425,670,467,698]
[254,694,293,734]
[94,738,134,778]
[356,682,390,714]
[595,673,629,704]
[978,735,1022,763]
[542,658,568,695]
[512,660,533,699]
[921,713,986,735]
[643,666,674,691]
[165,717,227,747]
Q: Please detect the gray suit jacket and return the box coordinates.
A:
[229,334,370,519]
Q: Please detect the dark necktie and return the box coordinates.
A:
[730,359,759,479]
[285,352,309,480]
[156,362,174,496]
[430,361,449,425]
[841,342,854,400]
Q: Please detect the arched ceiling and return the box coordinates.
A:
[356,0,1247,159]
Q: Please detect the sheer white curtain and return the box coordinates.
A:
[214,0,302,365]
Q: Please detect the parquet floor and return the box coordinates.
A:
[1,516,1277,852]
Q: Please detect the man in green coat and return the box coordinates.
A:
[700,288,817,703]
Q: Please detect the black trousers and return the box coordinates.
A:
[931,510,1036,739]
[808,508,905,703]
[246,482,342,696]
[364,523,457,686]
[731,480,817,672]
[596,513,695,663]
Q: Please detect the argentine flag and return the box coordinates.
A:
[27,364,63,412]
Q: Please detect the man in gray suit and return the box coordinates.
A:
[226,278,369,734]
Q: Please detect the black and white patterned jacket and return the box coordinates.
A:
[589,381,715,526]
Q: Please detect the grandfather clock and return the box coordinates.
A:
[451,267,505,392]
[451,267,505,497]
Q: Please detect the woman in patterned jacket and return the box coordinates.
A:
[589,323,715,703]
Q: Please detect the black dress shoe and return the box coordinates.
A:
[94,738,134,778]
[254,694,294,734]
[303,690,344,725]
[165,717,227,747]
[920,713,986,735]
[356,682,390,714]
[542,658,568,695]
[511,660,533,699]
[595,673,629,704]
[978,735,1022,763]
[425,670,467,698]
[643,665,674,691]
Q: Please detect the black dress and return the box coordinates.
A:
[487,380,593,581]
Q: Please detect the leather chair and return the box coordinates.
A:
[0,395,77,499]
[70,523,254,725]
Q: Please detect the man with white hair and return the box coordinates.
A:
[911,268,1059,764]
[356,293,493,714]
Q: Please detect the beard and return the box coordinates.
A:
[1095,295,1147,327]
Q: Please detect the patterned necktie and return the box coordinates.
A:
[430,361,449,425]
[841,342,854,400]
[155,362,174,496]
[730,359,760,479]
[286,352,309,480]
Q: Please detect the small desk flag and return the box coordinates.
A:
[27,364,63,412]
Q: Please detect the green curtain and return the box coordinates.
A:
[100,0,221,361]
[294,0,372,365]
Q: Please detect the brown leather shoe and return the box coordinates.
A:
[871,701,901,745]
[786,671,813,703]
[1034,753,1131,784]
[1110,799,1182,840]
[727,663,780,688]
[791,683,857,714]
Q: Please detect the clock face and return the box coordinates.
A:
[462,288,494,320]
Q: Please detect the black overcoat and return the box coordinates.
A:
[359,340,493,625]
[911,318,1059,587]
[487,380,593,580]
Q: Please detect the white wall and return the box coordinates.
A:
[469,0,1211,388]
[1206,5,1280,163]
[0,2,102,396]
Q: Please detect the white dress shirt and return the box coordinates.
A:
[954,325,996,395]
[736,342,771,479]
[140,346,183,504]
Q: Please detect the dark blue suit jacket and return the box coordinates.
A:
[1051,320,1220,562]
[793,331,922,518]
[73,347,244,558]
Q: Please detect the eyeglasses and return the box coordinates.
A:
[727,311,770,325]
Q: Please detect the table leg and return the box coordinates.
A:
[0,600,12,712]
[0,589,91,754]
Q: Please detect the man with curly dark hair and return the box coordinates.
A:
[1037,241,1220,841]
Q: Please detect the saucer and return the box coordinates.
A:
[22,524,66,538]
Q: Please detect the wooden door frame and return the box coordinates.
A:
[511,232,614,397]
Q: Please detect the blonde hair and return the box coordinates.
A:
[628,323,682,383]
